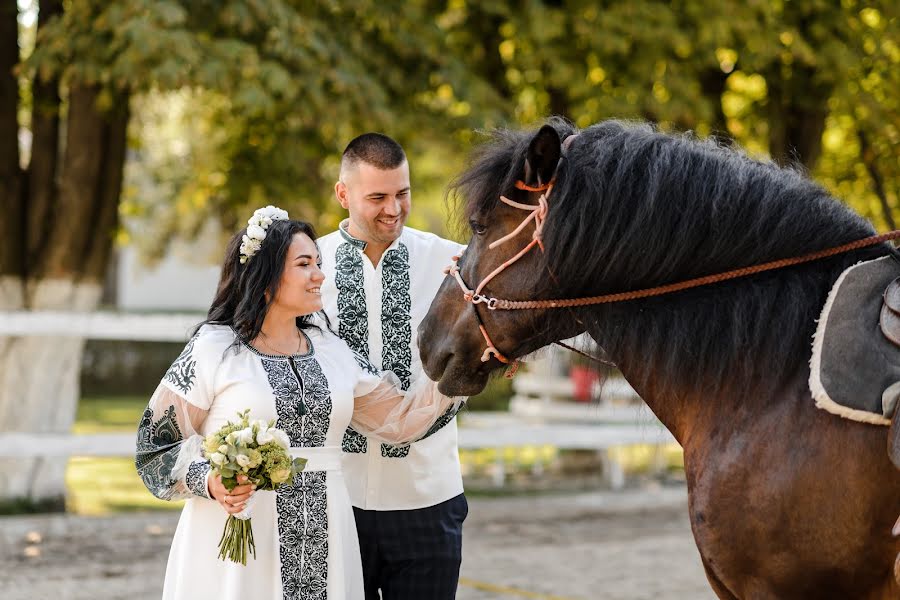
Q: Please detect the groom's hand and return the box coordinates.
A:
[208,473,256,514]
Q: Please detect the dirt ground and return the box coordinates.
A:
[0,485,713,600]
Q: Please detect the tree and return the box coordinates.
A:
[0,0,498,509]
[436,0,897,225]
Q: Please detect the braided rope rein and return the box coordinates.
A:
[489,229,900,311]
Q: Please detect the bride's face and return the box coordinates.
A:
[271,233,325,316]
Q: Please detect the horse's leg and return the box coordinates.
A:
[700,555,740,600]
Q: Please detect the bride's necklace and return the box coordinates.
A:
[258,329,303,355]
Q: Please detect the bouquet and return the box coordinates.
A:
[203,409,307,565]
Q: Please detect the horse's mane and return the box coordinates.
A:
[452,119,896,396]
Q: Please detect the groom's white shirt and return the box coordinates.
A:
[318,221,465,510]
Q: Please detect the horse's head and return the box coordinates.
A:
[420,122,585,396]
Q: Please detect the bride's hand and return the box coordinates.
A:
[208,473,255,515]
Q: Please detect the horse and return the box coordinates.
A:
[418,118,900,599]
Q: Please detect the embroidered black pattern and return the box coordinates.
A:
[262,358,332,448]
[278,471,329,600]
[380,243,414,458]
[135,405,184,499]
[185,461,211,498]
[261,355,332,598]
[380,243,412,389]
[336,241,370,454]
[163,333,198,394]
[351,349,380,376]
[335,243,368,357]
[421,405,459,440]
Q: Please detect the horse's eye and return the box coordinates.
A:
[469,219,487,235]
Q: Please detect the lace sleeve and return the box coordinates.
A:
[349,372,466,446]
[135,384,212,501]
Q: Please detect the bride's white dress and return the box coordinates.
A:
[136,324,460,600]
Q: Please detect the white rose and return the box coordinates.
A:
[225,432,237,445]
[237,427,256,445]
[235,454,251,468]
[209,452,226,466]
[270,429,291,449]
[256,429,274,445]
[246,224,266,241]
[217,444,229,454]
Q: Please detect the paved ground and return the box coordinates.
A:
[0,485,713,600]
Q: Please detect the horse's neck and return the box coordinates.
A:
[613,360,697,444]
[615,351,809,447]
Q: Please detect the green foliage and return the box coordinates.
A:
[17,0,900,260]
[466,375,513,412]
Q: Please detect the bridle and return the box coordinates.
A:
[445,178,557,370]
[445,173,900,373]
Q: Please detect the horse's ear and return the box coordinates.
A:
[524,125,562,187]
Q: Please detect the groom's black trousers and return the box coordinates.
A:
[353,493,467,600]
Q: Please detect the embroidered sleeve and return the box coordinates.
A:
[135,385,211,500]
[135,331,225,501]
[350,372,466,446]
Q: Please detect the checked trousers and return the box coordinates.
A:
[353,493,468,600]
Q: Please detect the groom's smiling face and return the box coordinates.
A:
[336,160,411,247]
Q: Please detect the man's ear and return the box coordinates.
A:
[335,181,350,210]
[523,125,562,187]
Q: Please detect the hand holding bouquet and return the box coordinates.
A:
[204,410,306,565]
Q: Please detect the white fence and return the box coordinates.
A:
[0,311,678,489]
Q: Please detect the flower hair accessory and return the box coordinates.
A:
[240,205,290,264]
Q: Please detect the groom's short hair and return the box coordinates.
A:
[341,133,406,173]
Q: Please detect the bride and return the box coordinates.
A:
[135,206,463,600]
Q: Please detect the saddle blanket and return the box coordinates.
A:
[809,255,900,426]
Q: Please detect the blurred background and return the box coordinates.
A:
[1,1,898,598]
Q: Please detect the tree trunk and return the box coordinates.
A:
[857,128,897,231]
[26,0,63,271]
[0,2,24,292]
[698,66,733,146]
[0,282,101,508]
[765,64,830,170]
[0,73,131,507]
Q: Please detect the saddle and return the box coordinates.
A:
[809,256,900,431]
[885,277,900,469]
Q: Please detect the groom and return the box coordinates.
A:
[318,133,467,599]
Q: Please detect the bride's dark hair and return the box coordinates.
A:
[199,219,325,341]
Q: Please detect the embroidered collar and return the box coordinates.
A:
[338,219,405,256]
[338,220,368,250]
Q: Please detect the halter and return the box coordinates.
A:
[445,179,555,369]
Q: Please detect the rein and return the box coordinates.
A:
[446,177,900,369]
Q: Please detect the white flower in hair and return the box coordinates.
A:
[239,205,289,264]
[246,224,267,241]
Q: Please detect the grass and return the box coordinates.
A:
[67,395,181,515]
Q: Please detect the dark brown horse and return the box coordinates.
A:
[419,119,900,599]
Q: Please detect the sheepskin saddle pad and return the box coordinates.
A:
[809,255,900,426]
